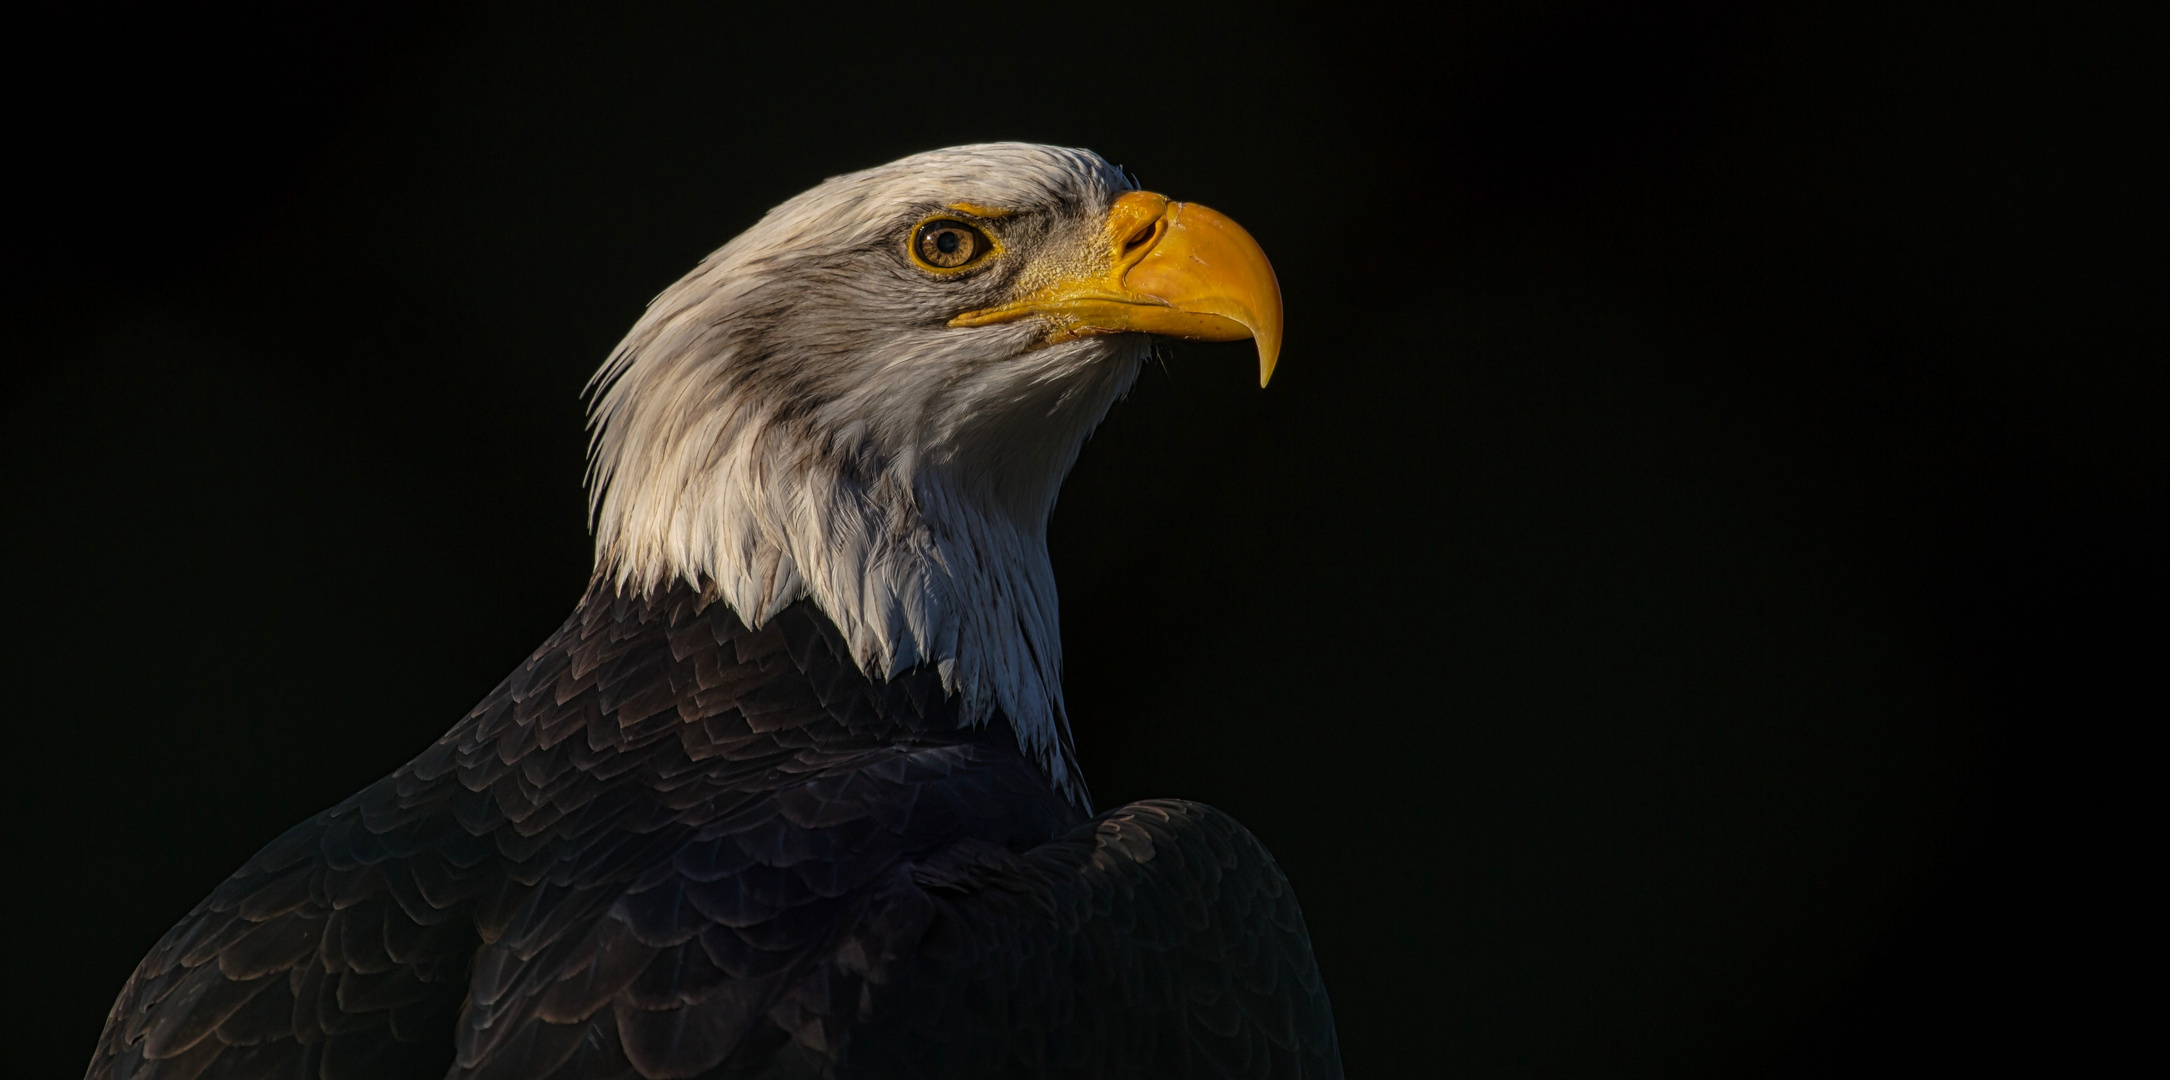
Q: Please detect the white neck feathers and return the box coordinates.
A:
[584,234,1142,805]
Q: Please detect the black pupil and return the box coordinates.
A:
[936,230,962,254]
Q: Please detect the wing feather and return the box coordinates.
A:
[90,590,1335,1079]
[834,800,1343,1079]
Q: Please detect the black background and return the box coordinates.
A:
[4,2,2157,1076]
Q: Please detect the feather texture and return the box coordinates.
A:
[90,581,1341,1078]
[585,144,1150,802]
[93,143,1340,1078]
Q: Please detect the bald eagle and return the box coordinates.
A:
[90,144,1339,1079]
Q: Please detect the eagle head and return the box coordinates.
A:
[583,143,1280,802]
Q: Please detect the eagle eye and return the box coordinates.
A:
[912,219,994,271]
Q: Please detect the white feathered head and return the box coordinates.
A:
[584,143,1281,802]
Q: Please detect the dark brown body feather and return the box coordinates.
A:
[89,582,1340,1078]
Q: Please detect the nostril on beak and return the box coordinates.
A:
[1120,218,1161,258]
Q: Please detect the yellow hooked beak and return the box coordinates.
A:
[948,191,1285,386]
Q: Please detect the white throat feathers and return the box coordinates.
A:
[583,145,1151,805]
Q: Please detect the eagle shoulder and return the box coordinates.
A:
[834,799,1345,1079]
